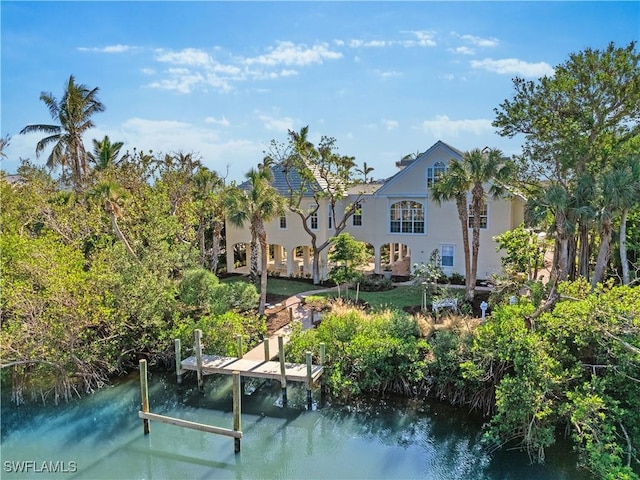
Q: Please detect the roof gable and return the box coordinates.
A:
[376,140,463,196]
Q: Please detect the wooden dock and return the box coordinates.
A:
[180,355,324,384]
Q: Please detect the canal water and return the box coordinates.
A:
[1,371,589,480]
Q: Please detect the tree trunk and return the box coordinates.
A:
[209,219,223,274]
[469,186,484,301]
[197,217,206,268]
[249,223,259,285]
[592,217,613,287]
[109,213,137,260]
[552,208,570,283]
[577,221,590,280]
[455,196,473,301]
[258,228,268,316]
[620,209,630,285]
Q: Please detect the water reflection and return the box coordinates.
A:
[1,371,587,480]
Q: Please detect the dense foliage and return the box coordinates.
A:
[288,281,639,478]
[0,159,262,404]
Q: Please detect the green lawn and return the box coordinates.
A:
[323,285,422,310]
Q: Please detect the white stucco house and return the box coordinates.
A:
[225,141,525,281]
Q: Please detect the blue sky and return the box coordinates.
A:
[2,1,639,182]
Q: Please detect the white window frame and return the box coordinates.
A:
[468,201,488,229]
[427,161,447,188]
[389,200,425,234]
[309,204,319,230]
[440,244,455,268]
[352,202,362,227]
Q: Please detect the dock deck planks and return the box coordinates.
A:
[181,355,323,384]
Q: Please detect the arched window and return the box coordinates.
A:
[390,201,425,234]
[427,161,446,187]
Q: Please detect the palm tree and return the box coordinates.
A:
[356,161,375,183]
[431,160,473,299]
[193,167,225,272]
[88,180,137,260]
[88,135,125,172]
[431,148,514,300]
[619,156,640,285]
[20,75,105,188]
[225,160,284,315]
[592,160,640,286]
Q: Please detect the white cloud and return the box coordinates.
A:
[376,70,402,78]
[471,58,554,78]
[348,39,388,48]
[141,68,155,75]
[454,46,475,55]
[258,114,295,132]
[146,70,208,94]
[460,34,499,48]
[78,44,138,53]
[155,48,212,67]
[418,115,493,137]
[402,30,437,47]
[245,41,342,67]
[205,116,230,127]
[384,119,399,131]
[114,117,262,179]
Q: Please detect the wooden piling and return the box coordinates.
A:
[306,351,312,409]
[263,338,270,361]
[195,329,204,390]
[174,338,182,385]
[232,371,241,453]
[288,307,293,323]
[236,334,243,359]
[278,335,287,405]
[139,359,150,434]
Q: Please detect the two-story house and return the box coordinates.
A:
[225,140,525,281]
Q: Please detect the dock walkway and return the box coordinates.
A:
[180,355,323,384]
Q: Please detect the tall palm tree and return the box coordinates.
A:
[592,160,640,286]
[193,167,225,272]
[20,75,105,188]
[88,135,125,172]
[431,160,473,299]
[88,180,137,260]
[619,156,640,285]
[225,160,284,315]
[431,148,514,300]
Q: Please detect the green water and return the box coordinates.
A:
[1,371,589,479]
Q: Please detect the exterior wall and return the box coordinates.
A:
[224,141,526,281]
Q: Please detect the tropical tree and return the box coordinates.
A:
[494,41,640,285]
[431,148,514,300]
[192,167,225,272]
[88,180,137,260]
[20,75,105,188]
[327,233,369,297]
[355,161,375,183]
[225,160,284,315]
[592,158,640,286]
[266,126,364,284]
[88,135,125,172]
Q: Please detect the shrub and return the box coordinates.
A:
[356,273,393,292]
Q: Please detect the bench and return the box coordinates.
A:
[432,298,458,313]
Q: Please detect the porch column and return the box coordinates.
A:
[226,244,236,273]
[287,248,295,277]
[303,246,311,274]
